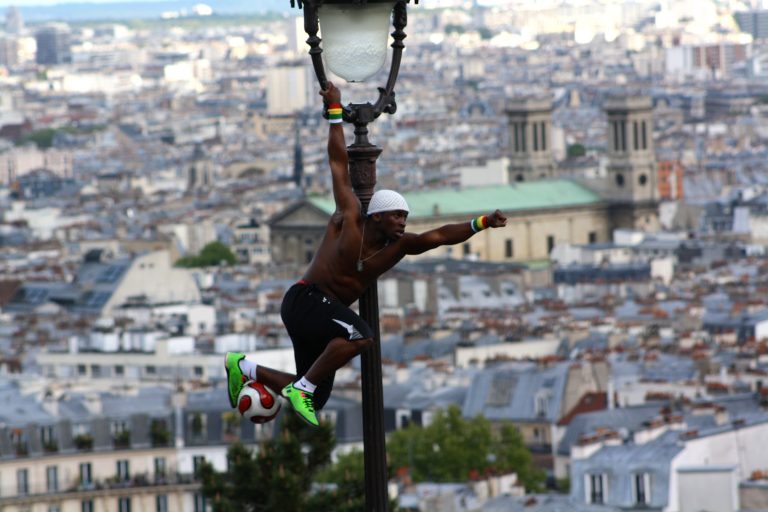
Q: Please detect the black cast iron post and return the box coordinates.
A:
[290,1,411,510]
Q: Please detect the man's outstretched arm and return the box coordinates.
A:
[319,83,359,217]
[402,210,507,255]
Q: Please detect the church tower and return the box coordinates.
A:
[187,143,213,192]
[505,96,556,182]
[604,95,659,231]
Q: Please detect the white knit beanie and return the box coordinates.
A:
[366,189,409,215]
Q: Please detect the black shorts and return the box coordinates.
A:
[280,281,374,410]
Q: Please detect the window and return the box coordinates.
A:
[194,493,206,512]
[633,121,639,150]
[118,497,131,512]
[189,413,206,440]
[396,409,411,429]
[10,429,24,447]
[547,236,555,254]
[641,120,648,149]
[155,457,167,479]
[534,391,550,417]
[639,174,648,186]
[463,243,470,256]
[540,122,547,151]
[115,365,124,376]
[634,472,651,505]
[117,459,130,481]
[586,473,607,504]
[589,231,597,244]
[48,506,61,512]
[79,462,92,486]
[533,120,539,151]
[40,425,55,445]
[193,455,206,475]
[613,121,620,151]
[620,120,627,151]
[46,465,58,492]
[513,123,520,152]
[146,365,156,375]
[77,364,87,376]
[505,239,514,258]
[17,468,28,495]
[156,495,169,512]
[521,122,527,151]
[81,500,94,512]
[615,174,625,187]
[112,420,129,435]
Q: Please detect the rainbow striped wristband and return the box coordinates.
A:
[470,215,489,233]
[327,103,343,124]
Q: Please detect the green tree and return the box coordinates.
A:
[16,128,57,149]
[567,143,586,158]
[492,424,546,492]
[387,406,544,491]
[175,241,236,267]
[310,450,398,511]
[198,414,335,512]
[478,27,493,40]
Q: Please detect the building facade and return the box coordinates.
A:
[269,181,614,265]
[505,96,557,182]
[35,24,72,65]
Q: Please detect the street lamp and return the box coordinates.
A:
[289,1,417,510]
[291,0,415,204]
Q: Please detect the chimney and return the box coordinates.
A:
[607,378,615,410]
[83,393,102,415]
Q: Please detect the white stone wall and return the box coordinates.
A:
[105,251,201,315]
[668,422,768,511]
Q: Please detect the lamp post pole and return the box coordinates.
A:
[292,1,411,510]
[348,110,388,510]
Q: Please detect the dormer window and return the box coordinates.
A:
[633,472,652,505]
[585,472,608,504]
[534,390,551,418]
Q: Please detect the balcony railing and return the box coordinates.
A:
[0,472,200,505]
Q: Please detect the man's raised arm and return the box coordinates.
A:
[320,83,359,216]
[402,210,507,255]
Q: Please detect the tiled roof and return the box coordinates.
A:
[462,361,569,422]
[308,179,602,218]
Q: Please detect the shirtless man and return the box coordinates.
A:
[225,83,507,426]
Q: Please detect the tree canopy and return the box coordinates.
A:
[198,414,335,512]
[387,405,545,491]
[175,241,237,268]
[308,449,401,511]
[567,143,587,158]
[199,406,545,511]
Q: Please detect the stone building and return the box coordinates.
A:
[269,180,612,265]
[269,93,661,264]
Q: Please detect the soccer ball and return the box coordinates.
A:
[237,380,281,424]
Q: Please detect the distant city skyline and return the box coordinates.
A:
[0,0,506,9]
[0,0,166,5]
[0,0,291,11]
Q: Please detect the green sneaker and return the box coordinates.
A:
[225,352,246,408]
[281,383,319,426]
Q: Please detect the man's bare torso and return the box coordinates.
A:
[302,211,404,306]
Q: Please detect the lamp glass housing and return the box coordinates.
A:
[318,1,395,83]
